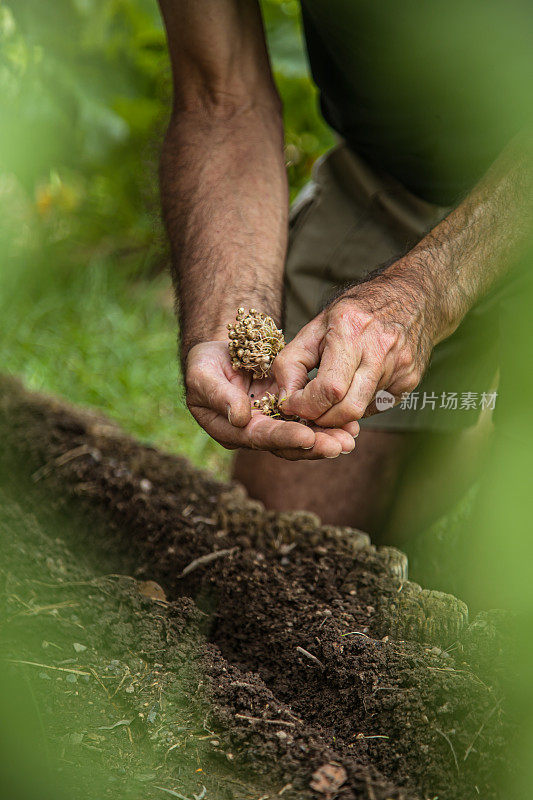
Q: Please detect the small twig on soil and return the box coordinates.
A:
[6,659,90,676]
[32,574,135,590]
[374,686,408,692]
[97,719,133,730]
[341,630,372,639]
[436,728,460,774]
[6,598,80,624]
[31,444,95,482]
[296,646,325,670]
[463,700,503,762]
[284,709,303,724]
[156,787,194,800]
[235,714,296,727]
[179,547,239,578]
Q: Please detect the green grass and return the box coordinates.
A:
[1,254,231,478]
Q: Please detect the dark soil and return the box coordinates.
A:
[0,376,515,800]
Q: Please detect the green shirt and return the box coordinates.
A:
[301,0,531,204]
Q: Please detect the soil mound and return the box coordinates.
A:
[0,377,514,799]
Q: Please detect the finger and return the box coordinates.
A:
[271,317,324,398]
[342,420,360,438]
[194,406,352,460]
[283,327,361,419]
[270,443,340,461]
[193,407,317,452]
[189,370,252,428]
[315,362,383,428]
[310,430,344,459]
[273,426,353,460]
[247,413,316,451]
[268,447,329,461]
[311,425,357,454]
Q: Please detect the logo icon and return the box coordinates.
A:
[375,389,395,412]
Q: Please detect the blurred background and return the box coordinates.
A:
[0,0,332,475]
[1,2,533,798]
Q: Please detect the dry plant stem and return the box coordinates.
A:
[296,646,325,671]
[179,547,239,578]
[227,307,285,378]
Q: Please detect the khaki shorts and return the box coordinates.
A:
[283,144,500,432]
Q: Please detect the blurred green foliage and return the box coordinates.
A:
[2,5,533,797]
[0,0,332,473]
[0,0,330,258]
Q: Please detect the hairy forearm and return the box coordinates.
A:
[362,135,533,346]
[160,104,288,359]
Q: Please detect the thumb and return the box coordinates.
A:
[186,347,252,428]
[272,318,323,408]
[223,381,253,428]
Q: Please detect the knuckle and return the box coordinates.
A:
[346,400,366,420]
[321,379,346,404]
[350,309,374,336]
[396,348,414,371]
[366,328,397,363]
[272,352,289,378]
[329,303,366,337]
[404,371,422,393]
[186,366,202,391]
[379,329,400,353]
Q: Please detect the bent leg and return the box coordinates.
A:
[233,421,493,544]
[232,429,410,538]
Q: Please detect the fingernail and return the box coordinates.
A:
[341,450,353,455]
[278,388,288,404]
[226,403,232,424]
[301,445,314,450]
[325,454,339,459]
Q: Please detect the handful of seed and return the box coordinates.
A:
[227,308,303,423]
[252,391,307,424]
[227,307,285,379]
[253,391,285,418]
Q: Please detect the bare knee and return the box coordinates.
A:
[232,430,410,536]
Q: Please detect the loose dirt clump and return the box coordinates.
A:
[0,376,517,800]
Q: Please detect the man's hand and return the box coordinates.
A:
[185,341,359,459]
[273,272,439,426]
[274,135,533,428]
